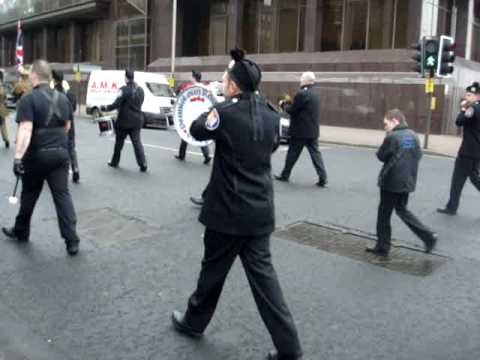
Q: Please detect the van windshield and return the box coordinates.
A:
[146,82,174,97]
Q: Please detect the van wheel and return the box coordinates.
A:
[92,108,102,122]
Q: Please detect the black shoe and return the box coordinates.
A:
[140,165,148,172]
[436,207,456,215]
[174,155,185,161]
[425,233,438,254]
[267,350,303,360]
[66,242,79,256]
[190,196,204,206]
[108,162,118,168]
[365,245,389,257]
[72,171,80,183]
[5,140,9,148]
[316,179,328,187]
[2,227,28,242]
[274,175,289,182]
[171,311,203,338]
[203,156,212,165]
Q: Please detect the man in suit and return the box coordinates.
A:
[275,71,327,187]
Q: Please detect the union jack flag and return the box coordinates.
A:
[15,20,24,67]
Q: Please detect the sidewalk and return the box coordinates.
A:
[321,125,460,157]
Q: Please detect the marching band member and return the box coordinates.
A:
[174,70,211,164]
[171,49,303,360]
[101,70,148,172]
[438,82,480,215]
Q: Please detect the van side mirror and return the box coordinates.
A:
[170,98,175,106]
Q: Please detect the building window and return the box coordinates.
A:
[393,0,409,48]
[209,0,228,55]
[344,0,368,50]
[242,0,305,54]
[368,0,395,49]
[115,18,148,70]
[321,0,343,51]
[437,0,454,36]
[321,0,410,51]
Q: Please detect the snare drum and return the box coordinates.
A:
[96,116,115,137]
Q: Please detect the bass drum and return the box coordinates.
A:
[174,84,217,146]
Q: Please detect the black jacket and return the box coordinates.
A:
[56,85,77,139]
[377,125,422,193]
[456,101,480,159]
[285,85,320,139]
[106,82,144,130]
[190,92,280,236]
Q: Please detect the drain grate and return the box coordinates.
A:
[48,208,161,247]
[274,222,447,277]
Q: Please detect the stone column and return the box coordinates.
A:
[465,0,474,60]
[227,0,244,49]
[0,36,5,67]
[150,0,173,59]
[407,0,424,45]
[304,0,320,52]
[69,22,76,63]
[420,0,439,37]
[42,27,48,60]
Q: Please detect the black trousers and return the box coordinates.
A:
[376,190,435,252]
[178,140,210,160]
[68,131,79,173]
[185,228,302,356]
[445,157,480,212]
[14,151,80,245]
[281,138,327,181]
[111,128,146,167]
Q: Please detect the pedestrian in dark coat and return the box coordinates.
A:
[275,71,327,186]
[52,70,80,183]
[101,70,147,172]
[437,82,480,215]
[366,109,437,256]
[171,49,303,360]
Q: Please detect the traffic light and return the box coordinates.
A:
[423,37,439,77]
[411,37,439,77]
[411,41,424,75]
[437,35,455,77]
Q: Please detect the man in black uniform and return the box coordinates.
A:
[2,60,81,256]
[171,49,303,360]
[275,71,327,187]
[367,109,437,256]
[437,82,480,215]
[174,70,211,165]
[52,70,80,183]
[101,70,147,172]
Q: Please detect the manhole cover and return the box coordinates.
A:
[47,208,161,247]
[274,222,447,277]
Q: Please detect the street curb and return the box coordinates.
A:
[320,140,456,159]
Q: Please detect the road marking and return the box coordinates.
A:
[119,139,205,157]
[118,139,328,156]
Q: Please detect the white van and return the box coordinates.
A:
[86,70,176,128]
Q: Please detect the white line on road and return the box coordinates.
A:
[118,139,328,156]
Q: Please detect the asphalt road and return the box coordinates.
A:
[0,115,479,360]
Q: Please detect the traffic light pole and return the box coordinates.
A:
[424,92,433,149]
[424,69,435,149]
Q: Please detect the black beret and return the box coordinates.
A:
[51,69,63,83]
[192,70,202,82]
[466,82,480,94]
[227,48,261,92]
[125,69,134,81]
